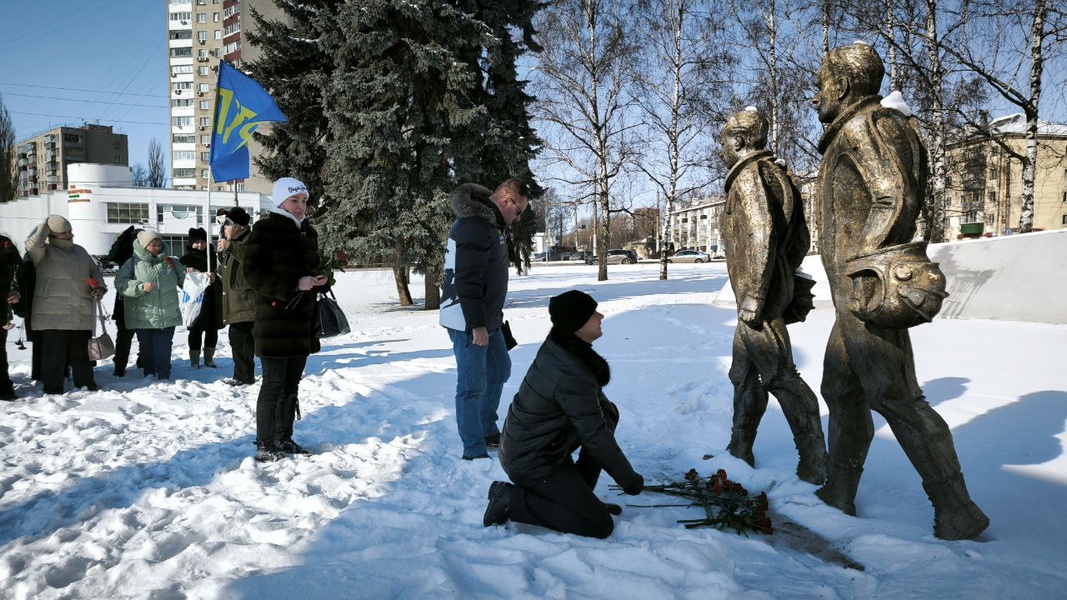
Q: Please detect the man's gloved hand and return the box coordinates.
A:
[90,285,107,300]
[622,473,644,496]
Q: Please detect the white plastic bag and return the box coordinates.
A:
[180,271,210,328]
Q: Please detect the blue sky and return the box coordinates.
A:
[0,0,170,170]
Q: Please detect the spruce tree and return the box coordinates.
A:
[245,0,341,212]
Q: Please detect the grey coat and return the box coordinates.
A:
[25,225,102,332]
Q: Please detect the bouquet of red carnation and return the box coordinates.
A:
[613,468,772,536]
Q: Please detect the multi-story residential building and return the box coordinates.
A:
[667,197,726,254]
[167,0,283,194]
[15,124,128,197]
[945,113,1067,239]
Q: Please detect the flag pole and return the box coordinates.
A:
[206,171,214,275]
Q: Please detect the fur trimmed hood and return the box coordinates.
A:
[450,183,505,228]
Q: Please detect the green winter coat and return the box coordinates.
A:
[221,229,256,324]
[116,243,186,330]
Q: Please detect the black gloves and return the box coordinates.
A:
[622,473,644,496]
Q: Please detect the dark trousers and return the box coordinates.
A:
[508,450,614,539]
[39,329,95,394]
[113,297,137,372]
[136,327,176,380]
[228,321,256,384]
[187,322,218,352]
[0,326,12,394]
[256,356,306,445]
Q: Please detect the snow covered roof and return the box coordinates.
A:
[987,113,1067,137]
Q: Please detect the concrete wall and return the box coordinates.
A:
[717,229,1067,324]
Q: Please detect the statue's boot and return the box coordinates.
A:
[727,426,756,467]
[793,428,827,485]
[815,459,862,516]
[922,473,989,540]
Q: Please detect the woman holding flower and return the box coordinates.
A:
[24,215,106,394]
[243,177,326,462]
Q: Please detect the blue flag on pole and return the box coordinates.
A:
[209,61,287,183]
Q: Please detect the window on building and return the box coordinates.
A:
[198,30,208,42]
[1062,214,1067,226]
[225,22,241,35]
[170,47,192,58]
[169,30,192,40]
[199,117,210,127]
[172,116,193,127]
[174,151,196,162]
[197,0,206,5]
[199,100,211,110]
[214,12,220,22]
[173,134,196,144]
[201,169,211,179]
[1063,190,1067,203]
[198,48,208,59]
[224,5,239,18]
[198,83,210,93]
[200,152,210,162]
[171,64,193,75]
[173,169,196,179]
[197,12,207,23]
[63,134,80,143]
[215,30,221,40]
[172,98,193,108]
[174,81,192,91]
[170,11,191,21]
[158,204,203,225]
[106,202,150,224]
[201,135,211,145]
[198,66,209,76]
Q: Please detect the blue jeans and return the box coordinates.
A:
[136,327,175,380]
[448,327,511,458]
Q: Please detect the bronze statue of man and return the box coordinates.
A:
[720,107,827,485]
[812,43,988,540]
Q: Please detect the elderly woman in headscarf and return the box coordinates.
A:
[25,215,106,394]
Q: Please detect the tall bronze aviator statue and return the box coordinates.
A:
[719,107,827,485]
[812,43,987,540]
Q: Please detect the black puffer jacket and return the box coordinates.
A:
[243,211,321,358]
[499,330,641,488]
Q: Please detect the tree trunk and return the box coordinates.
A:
[924,0,947,243]
[393,265,413,306]
[424,275,441,310]
[1019,0,1046,233]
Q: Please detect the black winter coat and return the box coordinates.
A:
[243,212,321,358]
[499,330,641,488]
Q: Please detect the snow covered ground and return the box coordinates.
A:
[1,261,1065,599]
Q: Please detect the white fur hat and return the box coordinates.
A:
[272,177,309,207]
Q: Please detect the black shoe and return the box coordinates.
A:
[0,389,17,401]
[483,481,514,527]
[462,453,490,461]
[113,366,126,377]
[277,438,311,455]
[484,433,501,448]
[254,442,285,462]
[604,502,623,516]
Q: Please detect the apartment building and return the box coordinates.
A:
[667,197,726,254]
[945,113,1067,239]
[14,124,128,197]
[166,0,283,194]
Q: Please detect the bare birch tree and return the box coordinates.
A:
[630,0,735,280]
[147,138,166,188]
[533,0,640,281]
[0,93,18,202]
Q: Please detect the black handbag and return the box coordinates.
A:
[315,290,351,338]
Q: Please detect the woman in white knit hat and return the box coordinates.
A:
[243,177,328,462]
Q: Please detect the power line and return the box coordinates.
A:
[3,92,166,109]
[0,81,163,99]
[11,111,169,126]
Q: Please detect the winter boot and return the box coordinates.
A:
[189,349,201,370]
[254,441,285,463]
[922,474,990,540]
[815,459,864,516]
[726,427,757,467]
[203,347,217,368]
[483,481,514,527]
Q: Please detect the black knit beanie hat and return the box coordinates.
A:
[549,290,598,334]
[188,227,207,242]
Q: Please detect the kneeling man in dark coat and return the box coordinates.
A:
[485,290,644,538]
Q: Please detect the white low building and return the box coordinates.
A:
[0,163,271,257]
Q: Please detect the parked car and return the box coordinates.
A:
[667,249,711,264]
[586,249,638,265]
[566,251,591,262]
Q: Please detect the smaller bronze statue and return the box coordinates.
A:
[813,43,987,540]
[720,107,827,485]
